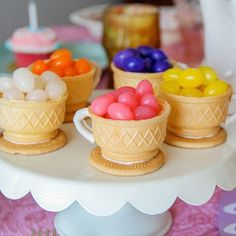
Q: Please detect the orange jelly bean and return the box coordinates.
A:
[64,66,78,76]
[32,60,48,75]
[49,66,65,77]
[75,58,91,75]
[50,48,72,61]
[51,56,72,69]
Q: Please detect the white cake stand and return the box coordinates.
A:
[0,90,236,236]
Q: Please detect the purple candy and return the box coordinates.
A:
[143,57,153,72]
[113,49,138,69]
[150,49,168,61]
[123,56,145,72]
[137,46,154,58]
[152,60,172,73]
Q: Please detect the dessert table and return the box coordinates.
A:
[0,22,234,236]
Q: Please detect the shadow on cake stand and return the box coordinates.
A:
[0,90,235,236]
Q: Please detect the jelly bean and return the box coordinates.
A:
[203,80,228,97]
[118,92,138,109]
[91,94,115,116]
[0,77,16,93]
[137,46,154,58]
[123,57,144,72]
[136,80,154,97]
[108,103,134,120]
[178,68,204,88]
[139,94,161,113]
[50,48,72,61]
[150,49,167,61]
[113,48,138,69]
[64,66,78,76]
[26,89,48,102]
[134,106,157,120]
[143,57,152,72]
[41,71,60,84]
[75,58,91,74]
[51,56,72,69]
[109,86,136,100]
[3,89,24,100]
[49,66,65,77]
[152,60,172,73]
[160,81,180,95]
[46,80,67,100]
[198,66,218,86]
[32,60,48,75]
[179,88,203,97]
[13,68,35,93]
[163,68,182,82]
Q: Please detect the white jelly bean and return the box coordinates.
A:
[3,89,24,101]
[26,89,48,102]
[46,80,67,100]
[13,68,35,93]
[41,71,60,85]
[0,76,16,93]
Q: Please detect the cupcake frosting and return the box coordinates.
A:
[6,27,59,54]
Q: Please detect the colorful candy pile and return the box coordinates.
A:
[91,80,162,120]
[160,66,229,97]
[113,46,172,73]
[32,48,92,77]
[0,68,67,101]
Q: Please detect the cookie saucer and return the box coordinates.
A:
[165,127,227,149]
[0,129,67,155]
[90,146,165,176]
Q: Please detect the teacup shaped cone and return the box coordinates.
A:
[111,62,180,96]
[159,87,232,139]
[74,101,170,163]
[0,94,67,144]
[30,62,101,123]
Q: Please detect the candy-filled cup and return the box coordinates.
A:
[159,86,236,143]
[111,62,181,96]
[73,102,170,164]
[0,93,67,144]
[30,62,101,123]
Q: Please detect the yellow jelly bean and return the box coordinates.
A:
[203,80,228,97]
[160,81,180,95]
[163,68,182,82]
[198,66,218,86]
[179,88,203,97]
[178,68,205,88]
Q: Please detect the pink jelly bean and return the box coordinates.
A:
[139,93,161,114]
[109,86,136,100]
[118,92,138,110]
[134,106,157,120]
[136,80,154,97]
[91,94,115,116]
[108,103,134,120]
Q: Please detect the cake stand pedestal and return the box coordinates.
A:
[0,91,236,236]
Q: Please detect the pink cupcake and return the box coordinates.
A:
[6,27,59,67]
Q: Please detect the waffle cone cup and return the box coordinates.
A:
[111,62,179,96]
[159,87,232,138]
[0,94,67,144]
[89,100,170,163]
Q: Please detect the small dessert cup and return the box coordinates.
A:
[73,101,171,176]
[0,93,68,155]
[159,86,236,148]
[111,61,183,96]
[29,62,101,123]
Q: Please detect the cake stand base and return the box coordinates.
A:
[165,127,227,149]
[54,202,172,236]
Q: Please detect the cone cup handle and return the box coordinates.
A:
[92,62,102,89]
[226,94,236,126]
[73,108,95,143]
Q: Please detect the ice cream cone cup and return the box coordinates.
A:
[0,94,67,144]
[90,101,170,162]
[111,61,179,96]
[159,87,232,139]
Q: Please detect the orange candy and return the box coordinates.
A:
[50,48,72,61]
[75,58,91,75]
[64,67,78,76]
[32,60,48,75]
[51,56,72,69]
[49,66,65,77]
